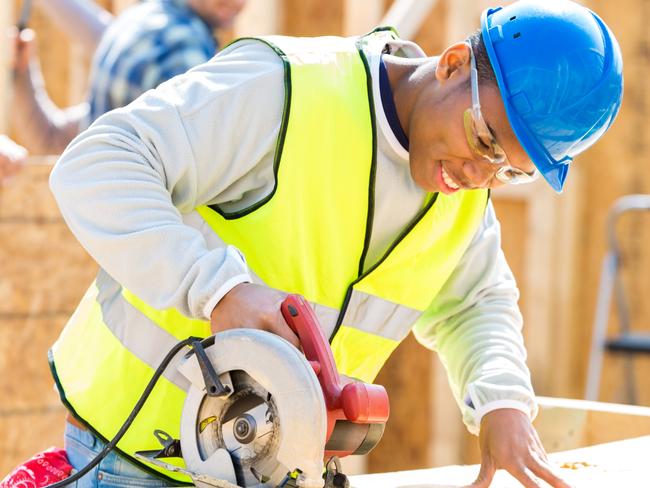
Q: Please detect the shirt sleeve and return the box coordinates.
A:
[50,41,285,320]
[109,25,215,112]
[412,201,537,435]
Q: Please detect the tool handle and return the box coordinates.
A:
[281,294,343,409]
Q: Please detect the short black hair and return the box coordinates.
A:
[466,29,497,86]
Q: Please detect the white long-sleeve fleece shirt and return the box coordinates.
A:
[49,36,537,434]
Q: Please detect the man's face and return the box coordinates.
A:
[188,0,247,29]
[407,44,535,195]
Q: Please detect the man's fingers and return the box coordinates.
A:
[465,462,495,488]
[273,313,301,349]
[528,455,572,488]
[530,430,549,462]
[509,465,541,488]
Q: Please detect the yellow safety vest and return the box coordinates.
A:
[50,29,488,482]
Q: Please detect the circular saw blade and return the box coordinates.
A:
[197,371,281,486]
[178,329,328,488]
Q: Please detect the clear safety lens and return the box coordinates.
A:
[495,165,539,185]
[463,108,507,164]
[463,108,538,185]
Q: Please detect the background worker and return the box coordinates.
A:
[0,135,27,185]
[48,1,623,487]
[10,0,246,154]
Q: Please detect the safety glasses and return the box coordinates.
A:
[463,43,539,185]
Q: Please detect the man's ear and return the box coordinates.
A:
[435,42,471,83]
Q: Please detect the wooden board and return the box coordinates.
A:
[351,436,650,487]
[535,396,650,452]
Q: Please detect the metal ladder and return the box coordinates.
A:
[585,194,650,402]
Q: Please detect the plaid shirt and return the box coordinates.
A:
[86,0,217,125]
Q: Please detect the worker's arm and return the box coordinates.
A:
[50,41,291,330]
[413,201,535,431]
[35,0,112,52]
[413,202,570,488]
[11,28,86,154]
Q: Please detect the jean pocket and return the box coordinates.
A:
[64,434,100,471]
[97,469,177,488]
[65,422,98,450]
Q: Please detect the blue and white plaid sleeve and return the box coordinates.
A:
[109,25,215,109]
[87,8,216,124]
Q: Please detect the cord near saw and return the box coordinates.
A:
[44,336,203,488]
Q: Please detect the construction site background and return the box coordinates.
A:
[1,0,649,476]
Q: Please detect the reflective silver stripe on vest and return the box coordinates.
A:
[341,289,422,341]
[309,302,339,340]
[233,261,415,344]
[96,270,190,391]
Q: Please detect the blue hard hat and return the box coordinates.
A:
[481,0,623,192]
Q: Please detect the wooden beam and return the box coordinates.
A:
[380,0,439,40]
[535,396,650,452]
[343,0,384,36]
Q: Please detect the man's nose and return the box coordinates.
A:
[462,159,495,188]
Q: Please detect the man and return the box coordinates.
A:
[0,135,27,185]
[48,1,623,487]
[11,0,246,154]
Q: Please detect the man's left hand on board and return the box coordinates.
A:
[466,408,572,488]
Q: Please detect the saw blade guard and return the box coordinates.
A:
[178,329,327,488]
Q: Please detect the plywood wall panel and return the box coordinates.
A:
[0,162,59,220]
[0,221,96,316]
[0,317,67,410]
[0,160,96,474]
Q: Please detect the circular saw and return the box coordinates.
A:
[135,295,390,488]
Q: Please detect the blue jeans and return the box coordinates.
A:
[64,422,179,487]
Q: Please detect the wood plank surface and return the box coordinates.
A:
[351,436,650,487]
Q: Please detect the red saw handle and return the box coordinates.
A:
[281,294,343,409]
[280,294,389,424]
